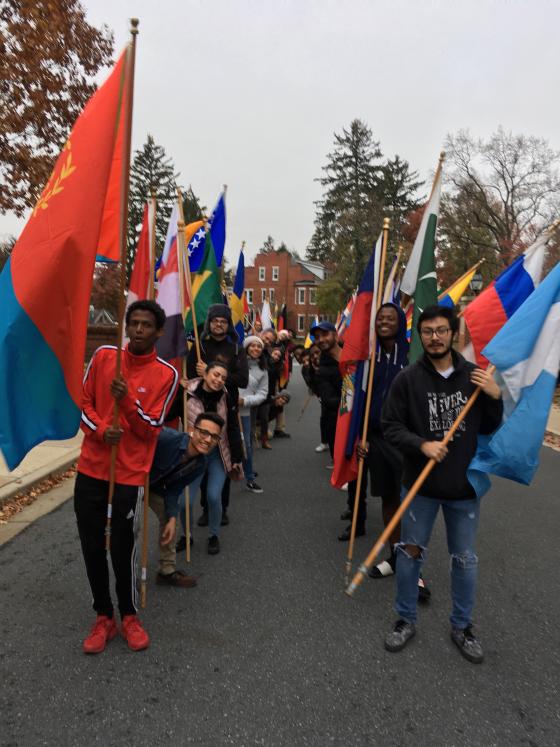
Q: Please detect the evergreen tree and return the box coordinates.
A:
[127,134,182,276]
[379,155,423,244]
[308,119,384,287]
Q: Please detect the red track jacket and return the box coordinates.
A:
[78,345,178,486]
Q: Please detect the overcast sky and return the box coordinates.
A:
[2,0,559,265]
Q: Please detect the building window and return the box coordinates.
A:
[297,287,306,305]
[261,288,266,303]
[269,288,275,303]
[309,287,317,305]
[246,288,253,305]
[297,314,305,333]
[259,267,266,281]
[272,266,279,281]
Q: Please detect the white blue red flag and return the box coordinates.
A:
[468,262,560,496]
[463,231,550,366]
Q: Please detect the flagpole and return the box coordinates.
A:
[178,187,202,362]
[140,191,156,608]
[176,190,193,563]
[400,151,445,309]
[345,364,495,597]
[345,217,390,584]
[105,18,138,551]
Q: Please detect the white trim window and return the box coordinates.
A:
[272,266,279,281]
[309,287,317,305]
[246,288,253,305]
[259,267,266,281]
[297,287,306,305]
[297,314,305,333]
[269,288,275,303]
[261,288,266,302]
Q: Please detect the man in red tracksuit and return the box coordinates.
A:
[75,300,178,654]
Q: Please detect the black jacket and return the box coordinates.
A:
[186,336,249,398]
[310,348,342,413]
[381,351,503,500]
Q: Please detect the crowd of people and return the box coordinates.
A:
[74,298,503,667]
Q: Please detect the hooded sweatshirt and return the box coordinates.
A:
[368,303,409,432]
[381,350,503,500]
[239,358,268,416]
[186,304,248,394]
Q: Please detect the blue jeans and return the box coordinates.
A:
[395,490,480,629]
[179,448,226,538]
[241,414,254,482]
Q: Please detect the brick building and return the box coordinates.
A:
[244,249,330,338]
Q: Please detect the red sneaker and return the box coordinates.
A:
[83,615,118,654]
[121,615,150,651]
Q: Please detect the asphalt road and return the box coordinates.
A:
[1,368,559,746]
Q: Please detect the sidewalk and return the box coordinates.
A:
[547,403,560,437]
[0,432,82,504]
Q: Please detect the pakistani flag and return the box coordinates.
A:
[184,229,222,332]
[402,157,443,361]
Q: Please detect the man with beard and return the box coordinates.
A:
[381,305,503,664]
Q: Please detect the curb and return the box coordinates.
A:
[0,448,81,508]
[0,479,75,547]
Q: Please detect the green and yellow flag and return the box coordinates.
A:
[184,229,222,332]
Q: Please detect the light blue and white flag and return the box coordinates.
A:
[468,262,560,497]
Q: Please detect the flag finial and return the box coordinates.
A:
[130,18,139,35]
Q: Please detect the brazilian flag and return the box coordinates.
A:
[184,230,222,332]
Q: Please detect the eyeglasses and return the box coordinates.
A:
[194,426,221,443]
[420,326,452,338]
[210,319,228,326]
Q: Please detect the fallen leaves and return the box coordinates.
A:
[0,466,76,524]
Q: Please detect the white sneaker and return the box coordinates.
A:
[315,443,329,453]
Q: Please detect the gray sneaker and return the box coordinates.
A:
[451,624,484,664]
[384,619,416,652]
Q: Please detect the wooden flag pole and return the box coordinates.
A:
[345,217,390,583]
[176,190,193,562]
[177,187,202,362]
[140,188,157,607]
[296,393,313,423]
[345,364,496,597]
[105,18,139,551]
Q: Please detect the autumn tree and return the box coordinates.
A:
[439,127,560,284]
[0,235,16,272]
[90,263,120,319]
[0,0,114,215]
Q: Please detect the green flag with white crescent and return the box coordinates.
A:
[405,159,443,361]
[184,230,222,333]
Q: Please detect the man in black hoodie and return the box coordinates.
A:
[381,305,503,664]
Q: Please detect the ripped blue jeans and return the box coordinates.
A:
[395,490,480,629]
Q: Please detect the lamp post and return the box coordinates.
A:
[470,271,483,295]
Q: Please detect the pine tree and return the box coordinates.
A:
[308,119,384,286]
[379,155,423,243]
[127,134,182,276]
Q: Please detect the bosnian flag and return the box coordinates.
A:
[463,231,551,366]
[468,261,560,497]
[331,233,383,489]
[188,190,226,271]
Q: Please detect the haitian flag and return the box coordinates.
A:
[0,50,130,470]
[331,233,382,489]
[463,230,550,367]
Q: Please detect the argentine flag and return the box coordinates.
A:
[468,262,560,497]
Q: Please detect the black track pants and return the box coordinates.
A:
[74,472,142,619]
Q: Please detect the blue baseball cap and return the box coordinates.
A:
[310,320,336,334]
